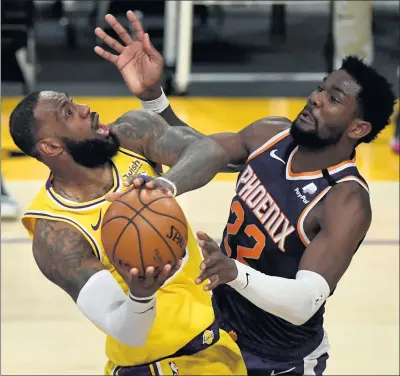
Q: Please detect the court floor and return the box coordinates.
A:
[1,98,399,375]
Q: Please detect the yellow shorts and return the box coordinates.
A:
[104,329,247,375]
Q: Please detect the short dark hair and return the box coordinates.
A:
[340,56,396,144]
[9,91,41,157]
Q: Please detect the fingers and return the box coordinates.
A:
[197,233,221,257]
[199,256,218,272]
[105,184,135,202]
[145,180,173,196]
[139,266,157,287]
[195,264,220,286]
[94,46,119,65]
[129,267,141,283]
[122,173,152,188]
[127,176,146,188]
[170,259,183,275]
[105,191,122,202]
[157,259,182,283]
[197,231,213,242]
[156,263,172,283]
[95,27,124,53]
[105,174,173,202]
[105,14,134,46]
[143,33,163,64]
[126,10,145,42]
[204,274,221,291]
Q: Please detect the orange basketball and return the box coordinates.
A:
[101,189,188,276]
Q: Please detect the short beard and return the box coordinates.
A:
[290,120,344,150]
[62,132,120,168]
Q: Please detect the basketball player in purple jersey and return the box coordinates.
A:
[96,12,396,375]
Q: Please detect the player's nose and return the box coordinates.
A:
[309,91,323,108]
[79,104,91,118]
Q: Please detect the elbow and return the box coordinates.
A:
[206,138,231,166]
[279,299,319,326]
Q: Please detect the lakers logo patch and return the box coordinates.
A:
[202,329,214,345]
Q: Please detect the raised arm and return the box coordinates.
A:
[110,110,231,193]
[94,11,291,178]
[32,219,175,346]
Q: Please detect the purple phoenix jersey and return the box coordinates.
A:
[213,129,369,362]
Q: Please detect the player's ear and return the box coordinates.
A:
[37,138,64,158]
[348,119,372,142]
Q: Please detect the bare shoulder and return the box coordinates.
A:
[33,219,104,301]
[109,110,169,154]
[321,180,372,233]
[109,109,204,158]
[240,116,292,154]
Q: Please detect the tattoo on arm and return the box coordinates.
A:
[158,107,245,173]
[160,106,191,128]
[32,219,104,302]
[111,110,204,165]
[111,110,231,194]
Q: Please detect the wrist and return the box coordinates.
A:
[155,177,177,197]
[129,292,156,304]
[138,85,163,102]
[227,260,248,290]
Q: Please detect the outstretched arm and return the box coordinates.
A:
[93,12,244,174]
[110,110,290,195]
[138,86,246,173]
[197,182,372,326]
[110,110,232,194]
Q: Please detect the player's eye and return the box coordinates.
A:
[330,96,340,104]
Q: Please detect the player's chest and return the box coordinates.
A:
[231,164,327,263]
[235,164,322,227]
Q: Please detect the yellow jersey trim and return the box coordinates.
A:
[46,161,122,210]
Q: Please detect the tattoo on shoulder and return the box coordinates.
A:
[110,110,202,165]
[110,110,167,151]
[32,219,104,301]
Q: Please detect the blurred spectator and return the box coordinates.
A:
[390,65,399,154]
[333,1,373,70]
[391,112,400,154]
[1,176,20,219]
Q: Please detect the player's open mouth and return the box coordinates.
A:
[92,113,110,136]
[299,108,316,125]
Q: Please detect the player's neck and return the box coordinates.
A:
[50,162,114,202]
[294,145,354,172]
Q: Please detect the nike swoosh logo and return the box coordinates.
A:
[91,210,102,231]
[270,149,286,164]
[137,306,155,314]
[271,367,296,375]
[244,273,250,288]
